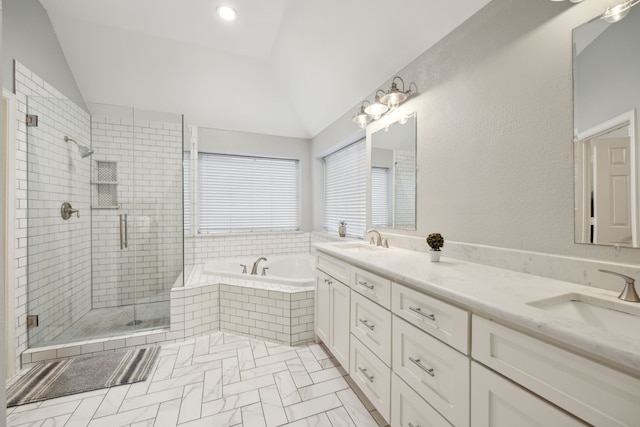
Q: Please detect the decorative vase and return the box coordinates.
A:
[338,226,346,237]
[428,249,441,262]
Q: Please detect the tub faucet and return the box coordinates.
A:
[366,229,383,247]
[251,257,268,275]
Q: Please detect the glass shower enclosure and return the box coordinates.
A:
[26,98,184,348]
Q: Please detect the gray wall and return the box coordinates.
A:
[312,0,639,265]
[3,0,84,102]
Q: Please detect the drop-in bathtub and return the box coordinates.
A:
[203,253,315,289]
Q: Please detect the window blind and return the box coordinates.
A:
[323,139,366,238]
[183,151,191,235]
[198,153,300,233]
[371,166,390,227]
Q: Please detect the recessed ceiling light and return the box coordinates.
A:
[217,5,238,21]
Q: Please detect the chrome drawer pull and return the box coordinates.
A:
[359,318,375,330]
[358,367,374,382]
[358,281,375,289]
[408,423,419,427]
[409,356,435,377]
[409,306,436,321]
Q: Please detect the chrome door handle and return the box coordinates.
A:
[358,281,374,289]
[409,306,435,321]
[359,318,375,330]
[358,367,374,382]
[120,214,128,249]
[409,356,435,377]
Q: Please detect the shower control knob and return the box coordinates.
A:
[61,202,80,220]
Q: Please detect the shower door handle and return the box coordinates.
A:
[120,214,128,249]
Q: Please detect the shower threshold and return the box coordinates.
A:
[22,301,175,368]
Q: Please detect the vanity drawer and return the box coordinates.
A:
[350,291,392,366]
[392,283,469,354]
[391,373,452,427]
[316,252,350,284]
[350,334,391,423]
[470,362,586,427]
[472,316,640,427]
[351,265,391,309]
[393,316,469,427]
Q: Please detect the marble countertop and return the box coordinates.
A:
[314,242,640,378]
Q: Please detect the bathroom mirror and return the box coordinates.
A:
[573,7,640,248]
[370,113,417,230]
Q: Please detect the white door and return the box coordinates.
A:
[593,137,633,246]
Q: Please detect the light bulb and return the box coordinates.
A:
[217,6,238,21]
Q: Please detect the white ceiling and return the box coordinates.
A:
[39,0,491,138]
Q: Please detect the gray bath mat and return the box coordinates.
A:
[6,346,160,407]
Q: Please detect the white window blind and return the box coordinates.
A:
[183,151,191,235]
[198,153,300,233]
[324,139,366,238]
[371,166,390,227]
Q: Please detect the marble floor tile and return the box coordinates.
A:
[6,331,381,427]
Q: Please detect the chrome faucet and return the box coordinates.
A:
[366,229,383,247]
[251,257,268,275]
[599,270,640,303]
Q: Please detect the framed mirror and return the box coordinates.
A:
[370,113,416,230]
[573,7,640,248]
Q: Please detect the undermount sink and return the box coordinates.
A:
[528,293,640,338]
[334,242,385,253]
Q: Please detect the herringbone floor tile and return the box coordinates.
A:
[6,332,387,426]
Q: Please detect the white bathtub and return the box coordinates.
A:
[203,254,315,288]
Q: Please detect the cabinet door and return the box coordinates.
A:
[330,280,350,368]
[471,362,586,427]
[315,271,331,344]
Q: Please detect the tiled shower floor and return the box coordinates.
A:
[7,331,387,426]
[39,301,170,347]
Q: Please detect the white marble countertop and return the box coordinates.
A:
[314,242,640,378]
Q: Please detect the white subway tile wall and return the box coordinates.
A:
[90,115,183,309]
[13,62,93,358]
[185,232,310,265]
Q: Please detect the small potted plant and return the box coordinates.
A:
[426,233,444,262]
[338,220,347,237]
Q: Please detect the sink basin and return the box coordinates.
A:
[528,293,640,338]
[333,242,385,253]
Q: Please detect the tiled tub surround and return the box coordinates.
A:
[21,261,315,367]
[315,241,640,426]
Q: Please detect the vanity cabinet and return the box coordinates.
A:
[315,246,640,427]
[315,254,350,368]
[472,315,640,427]
[470,362,586,427]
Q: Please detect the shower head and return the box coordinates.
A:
[64,136,94,158]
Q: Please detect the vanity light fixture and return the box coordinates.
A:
[364,90,390,119]
[352,101,372,128]
[602,0,639,22]
[217,5,238,21]
[351,75,414,128]
[380,76,411,110]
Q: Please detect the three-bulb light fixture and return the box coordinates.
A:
[352,76,412,128]
[551,0,639,23]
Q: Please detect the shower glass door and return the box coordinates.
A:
[26,98,183,348]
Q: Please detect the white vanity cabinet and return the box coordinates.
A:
[470,362,586,427]
[472,315,640,427]
[315,253,351,368]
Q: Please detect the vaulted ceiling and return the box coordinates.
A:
[40,0,491,138]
